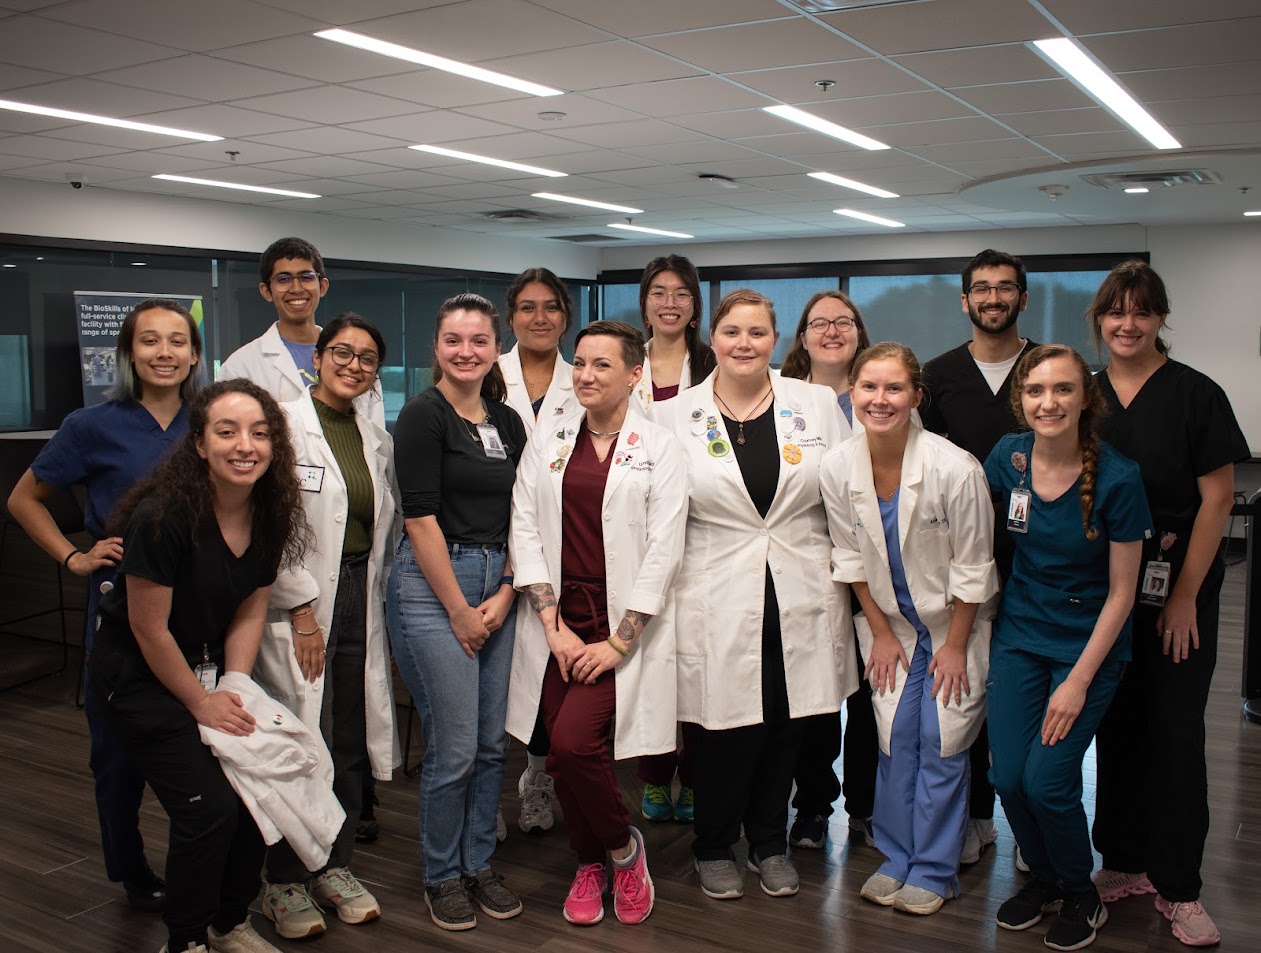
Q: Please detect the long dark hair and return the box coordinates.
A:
[506,267,574,340]
[780,290,871,381]
[1088,259,1171,357]
[639,254,716,385]
[431,293,508,403]
[1010,344,1108,541]
[111,298,204,403]
[110,379,310,573]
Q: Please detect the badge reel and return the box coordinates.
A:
[476,421,507,460]
[1140,532,1176,607]
[194,643,218,691]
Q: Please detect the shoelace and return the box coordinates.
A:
[614,862,647,901]
[321,869,364,898]
[676,787,694,805]
[277,886,314,911]
[644,785,670,805]
[1169,901,1206,919]
[570,864,605,900]
[523,774,555,811]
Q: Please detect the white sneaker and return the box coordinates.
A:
[261,882,326,939]
[517,768,556,833]
[311,867,380,924]
[960,818,998,865]
[208,918,282,953]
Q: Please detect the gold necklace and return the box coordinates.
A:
[713,384,773,445]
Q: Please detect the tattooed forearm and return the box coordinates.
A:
[525,583,557,615]
[614,609,652,645]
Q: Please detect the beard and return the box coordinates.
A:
[968,297,1022,335]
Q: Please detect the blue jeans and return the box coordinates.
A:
[988,639,1124,895]
[387,539,516,885]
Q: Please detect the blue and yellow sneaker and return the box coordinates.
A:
[673,785,695,823]
[641,783,673,822]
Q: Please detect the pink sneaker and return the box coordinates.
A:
[1155,896,1222,947]
[563,862,606,926]
[1092,868,1156,903]
[612,826,654,925]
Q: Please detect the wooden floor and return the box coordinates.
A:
[2,531,1259,953]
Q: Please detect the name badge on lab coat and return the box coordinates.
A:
[297,465,325,492]
[477,422,507,459]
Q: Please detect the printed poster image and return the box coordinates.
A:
[74,291,204,408]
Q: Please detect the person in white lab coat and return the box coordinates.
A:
[630,254,716,416]
[819,342,999,917]
[655,288,855,903]
[508,320,687,927]
[497,267,581,834]
[250,313,401,940]
[219,237,384,428]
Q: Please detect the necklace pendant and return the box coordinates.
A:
[736,428,746,446]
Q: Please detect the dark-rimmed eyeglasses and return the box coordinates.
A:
[967,281,1021,298]
[325,344,379,372]
[806,316,856,333]
[269,271,323,288]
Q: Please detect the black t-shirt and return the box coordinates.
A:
[1097,359,1250,577]
[94,497,279,672]
[726,405,779,519]
[394,386,526,543]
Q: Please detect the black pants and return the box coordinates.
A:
[1093,573,1221,901]
[268,556,370,883]
[968,721,995,819]
[93,659,263,951]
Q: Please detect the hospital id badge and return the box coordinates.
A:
[476,422,507,459]
[1139,559,1171,606]
[1007,488,1031,534]
[194,661,218,691]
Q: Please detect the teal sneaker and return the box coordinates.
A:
[641,783,673,822]
[673,785,695,823]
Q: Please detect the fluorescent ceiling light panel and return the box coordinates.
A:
[533,192,643,214]
[152,174,321,198]
[834,208,905,228]
[0,97,222,141]
[608,223,694,239]
[762,105,889,151]
[1124,187,1149,194]
[410,144,566,177]
[1031,38,1180,150]
[1245,211,1261,217]
[315,29,562,97]
[808,171,899,198]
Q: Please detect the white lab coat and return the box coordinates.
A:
[654,374,857,730]
[258,394,401,781]
[507,411,687,758]
[498,344,579,438]
[199,673,345,873]
[819,424,999,758]
[631,340,694,415]
[219,323,385,428]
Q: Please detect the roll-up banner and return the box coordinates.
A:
[74,291,204,408]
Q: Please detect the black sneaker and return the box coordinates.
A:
[997,879,1064,930]
[1045,889,1108,951]
[425,877,476,931]
[462,869,523,920]
[124,867,166,913]
[789,814,828,849]
[356,786,380,843]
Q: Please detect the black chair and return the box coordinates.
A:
[0,437,86,692]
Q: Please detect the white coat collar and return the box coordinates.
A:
[849,421,926,562]
[543,409,644,512]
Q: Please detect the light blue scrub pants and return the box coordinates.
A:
[873,630,970,899]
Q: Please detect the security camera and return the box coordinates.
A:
[69,180,83,189]
[64,172,85,189]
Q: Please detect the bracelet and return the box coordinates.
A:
[498,574,514,588]
[63,548,79,569]
[293,626,320,637]
[606,635,630,657]
[290,605,314,618]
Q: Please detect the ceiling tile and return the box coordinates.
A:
[265,195,390,212]
[346,71,527,110]
[893,44,1058,89]
[727,58,928,102]
[10,77,202,116]
[1120,62,1261,101]
[527,149,654,174]
[0,134,130,160]
[808,90,975,127]
[93,55,320,102]
[619,139,766,165]
[819,0,1056,55]
[940,157,1066,178]
[1041,0,1260,33]
[244,126,412,155]
[5,160,138,183]
[254,155,402,178]
[526,0,790,36]
[332,169,466,190]
[1175,120,1261,149]
[642,19,866,72]
[908,138,1052,164]
[549,119,710,149]
[439,130,588,160]
[42,0,319,52]
[73,150,224,174]
[128,104,317,139]
[0,63,66,90]
[1084,19,1261,72]
[674,108,795,140]
[152,139,317,165]
[252,0,449,23]
[995,107,1124,137]
[1152,93,1261,126]
[212,35,420,84]
[587,76,767,117]
[482,41,702,92]
[857,115,1020,147]
[952,79,1089,114]
[0,15,179,73]
[456,94,654,131]
[231,86,418,124]
[344,111,517,144]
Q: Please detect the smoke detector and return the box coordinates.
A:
[1039,184,1070,201]
[1082,170,1223,190]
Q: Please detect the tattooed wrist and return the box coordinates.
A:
[525,583,557,614]
[615,609,652,644]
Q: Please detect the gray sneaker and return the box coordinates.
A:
[462,869,523,920]
[747,852,800,897]
[425,877,476,931]
[694,857,743,900]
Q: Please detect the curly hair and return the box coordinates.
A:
[1009,344,1109,541]
[110,379,311,573]
[780,290,871,381]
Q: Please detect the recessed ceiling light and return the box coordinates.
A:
[131,262,147,266]
[315,29,563,97]
[152,174,321,198]
[608,223,694,239]
[537,111,567,121]
[533,192,643,214]
[0,97,222,141]
[762,105,889,151]
[1245,211,1261,217]
[2,263,15,269]
[1031,38,1179,150]
[834,208,905,228]
[808,171,899,199]
[410,145,566,177]
[1124,187,1150,194]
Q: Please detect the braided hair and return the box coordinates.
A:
[1009,345,1108,541]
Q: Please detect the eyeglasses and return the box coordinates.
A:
[648,290,693,305]
[806,316,856,334]
[325,344,379,371]
[967,281,1021,299]
[269,271,323,288]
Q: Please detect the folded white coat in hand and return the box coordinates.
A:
[198,671,345,872]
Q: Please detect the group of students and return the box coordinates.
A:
[6,240,1244,953]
